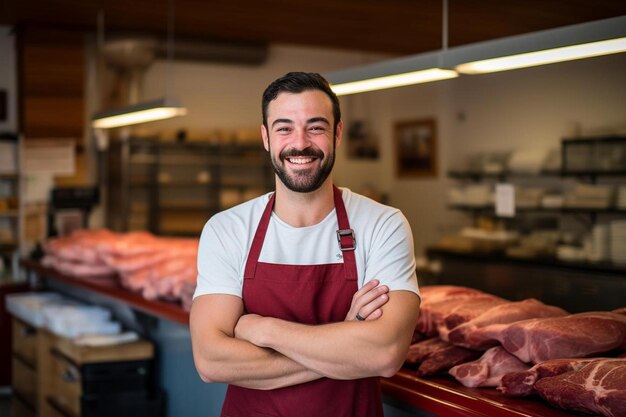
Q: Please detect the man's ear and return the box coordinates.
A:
[261,124,270,152]
[335,120,343,148]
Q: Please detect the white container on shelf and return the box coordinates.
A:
[6,292,66,327]
[589,224,610,262]
[609,220,626,264]
[41,304,120,339]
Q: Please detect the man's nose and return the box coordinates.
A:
[292,128,310,149]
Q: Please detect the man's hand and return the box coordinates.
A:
[344,279,389,321]
[235,280,390,346]
[234,313,267,346]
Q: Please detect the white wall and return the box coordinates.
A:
[0,26,17,133]
[138,44,386,135]
[138,45,626,256]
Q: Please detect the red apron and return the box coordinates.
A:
[221,186,383,417]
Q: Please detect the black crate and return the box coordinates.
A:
[81,389,165,417]
[81,360,152,395]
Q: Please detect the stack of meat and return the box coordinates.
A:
[42,229,198,309]
[406,285,626,417]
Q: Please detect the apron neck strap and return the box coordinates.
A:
[244,187,357,281]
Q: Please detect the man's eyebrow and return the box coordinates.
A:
[307,117,330,125]
[271,118,293,128]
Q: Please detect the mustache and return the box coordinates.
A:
[280,148,324,160]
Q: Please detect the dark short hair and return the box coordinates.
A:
[262,72,341,132]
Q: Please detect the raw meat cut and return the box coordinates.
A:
[412,286,485,339]
[43,229,199,306]
[416,292,495,337]
[478,312,626,364]
[499,357,601,397]
[41,255,115,277]
[44,229,117,264]
[443,297,509,331]
[96,231,164,256]
[418,286,484,304]
[405,338,450,364]
[438,295,508,341]
[613,307,626,316]
[534,358,626,417]
[449,346,529,388]
[180,281,196,312]
[417,345,481,377]
[448,299,568,350]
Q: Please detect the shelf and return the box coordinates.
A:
[448,169,626,180]
[561,170,626,177]
[448,205,626,215]
[109,139,273,235]
[448,170,562,180]
[426,247,626,276]
[382,369,579,417]
[129,181,215,188]
[0,210,20,217]
[21,260,190,325]
[158,203,217,211]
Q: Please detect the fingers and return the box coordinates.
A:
[360,292,388,321]
[346,279,390,321]
[353,279,380,299]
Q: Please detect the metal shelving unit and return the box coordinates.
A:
[0,135,22,282]
[107,138,274,236]
[448,136,626,222]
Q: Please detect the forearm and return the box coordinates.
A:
[190,294,322,390]
[193,329,322,389]
[241,291,420,380]
[263,320,399,379]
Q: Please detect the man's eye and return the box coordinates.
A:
[310,126,326,132]
[276,127,291,133]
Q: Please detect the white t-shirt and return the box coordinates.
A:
[194,187,419,299]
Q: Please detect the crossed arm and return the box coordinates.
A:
[190,281,420,390]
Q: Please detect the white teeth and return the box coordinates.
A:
[288,157,314,164]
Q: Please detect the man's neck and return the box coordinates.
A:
[273,179,335,228]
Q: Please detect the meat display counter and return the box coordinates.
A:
[22,259,189,325]
[382,369,578,417]
[21,260,582,417]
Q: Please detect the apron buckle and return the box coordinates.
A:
[336,229,356,251]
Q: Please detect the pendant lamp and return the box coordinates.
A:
[91,0,187,129]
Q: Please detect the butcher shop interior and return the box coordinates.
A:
[1,1,626,416]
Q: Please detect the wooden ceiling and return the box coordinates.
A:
[2,0,626,55]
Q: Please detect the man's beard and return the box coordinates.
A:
[269,140,335,193]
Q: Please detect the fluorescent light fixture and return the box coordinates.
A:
[331,68,457,96]
[92,98,187,129]
[326,51,458,96]
[325,16,626,95]
[457,37,626,74]
[451,16,626,74]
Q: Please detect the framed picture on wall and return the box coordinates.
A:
[346,120,379,159]
[394,118,437,178]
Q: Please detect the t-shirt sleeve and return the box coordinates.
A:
[194,219,243,299]
[364,211,420,298]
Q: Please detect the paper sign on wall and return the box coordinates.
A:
[495,183,515,217]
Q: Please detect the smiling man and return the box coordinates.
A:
[190,72,420,417]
